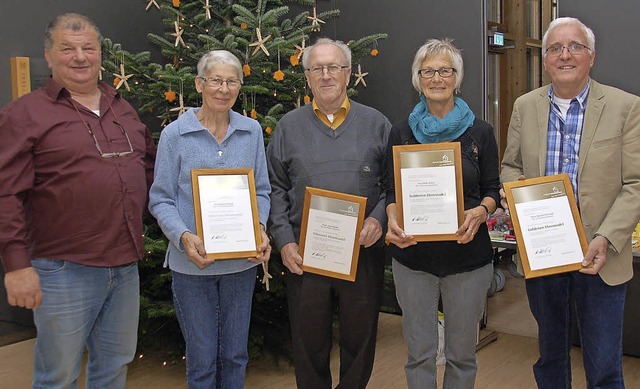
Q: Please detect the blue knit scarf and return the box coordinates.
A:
[408,95,475,144]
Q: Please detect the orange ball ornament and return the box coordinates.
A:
[303,95,311,104]
[370,48,379,57]
[172,0,180,7]
[250,109,257,119]
[265,127,272,135]
[241,22,248,30]
[113,77,121,87]
[243,64,251,77]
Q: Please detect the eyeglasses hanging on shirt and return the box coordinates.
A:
[69,93,134,158]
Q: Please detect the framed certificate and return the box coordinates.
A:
[298,187,367,282]
[191,168,262,260]
[392,143,464,241]
[503,174,589,278]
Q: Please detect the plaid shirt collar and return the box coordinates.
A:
[548,79,591,110]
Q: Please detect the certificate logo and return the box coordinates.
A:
[341,205,359,217]
[542,184,565,198]
[432,152,454,167]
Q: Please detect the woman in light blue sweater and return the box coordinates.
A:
[148,50,271,389]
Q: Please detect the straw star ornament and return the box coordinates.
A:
[249,28,271,56]
[294,36,307,59]
[169,93,192,116]
[171,21,186,47]
[306,6,325,32]
[353,64,368,87]
[112,63,134,91]
[261,262,272,291]
[145,0,160,10]
[203,0,212,20]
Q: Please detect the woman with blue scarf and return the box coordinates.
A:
[384,39,501,388]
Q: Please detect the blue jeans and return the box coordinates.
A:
[171,267,257,389]
[526,272,626,389]
[31,259,140,389]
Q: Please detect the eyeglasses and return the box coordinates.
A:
[305,65,349,77]
[87,121,134,158]
[545,43,591,57]
[199,77,242,89]
[418,67,457,79]
[69,95,135,158]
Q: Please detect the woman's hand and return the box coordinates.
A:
[181,231,215,269]
[385,203,417,249]
[248,226,272,263]
[456,205,489,244]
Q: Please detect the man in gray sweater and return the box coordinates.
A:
[267,38,391,389]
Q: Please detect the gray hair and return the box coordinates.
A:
[411,38,464,94]
[197,50,244,81]
[542,17,596,56]
[45,13,102,50]
[301,37,352,69]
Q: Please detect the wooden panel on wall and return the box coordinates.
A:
[10,57,30,100]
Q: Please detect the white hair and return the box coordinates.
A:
[542,17,596,56]
[197,50,243,81]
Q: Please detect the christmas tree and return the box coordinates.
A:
[101,0,387,361]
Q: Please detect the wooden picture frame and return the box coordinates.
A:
[503,174,589,278]
[191,168,261,260]
[298,187,367,282]
[392,142,464,241]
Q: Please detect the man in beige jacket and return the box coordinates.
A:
[501,17,640,389]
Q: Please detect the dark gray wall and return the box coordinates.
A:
[0,0,164,108]
[558,1,640,96]
[324,0,486,124]
[1,1,486,123]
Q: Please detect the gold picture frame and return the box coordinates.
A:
[503,174,589,278]
[392,142,464,241]
[298,187,367,282]
[191,168,261,260]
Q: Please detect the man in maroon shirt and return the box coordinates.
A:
[0,13,155,388]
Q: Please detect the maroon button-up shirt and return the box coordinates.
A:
[0,78,156,272]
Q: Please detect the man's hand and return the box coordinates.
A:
[5,267,42,309]
[281,242,303,275]
[181,231,215,269]
[580,235,609,275]
[248,227,272,264]
[500,175,526,209]
[359,217,382,248]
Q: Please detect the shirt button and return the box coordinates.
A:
[565,135,570,140]
[564,158,569,163]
